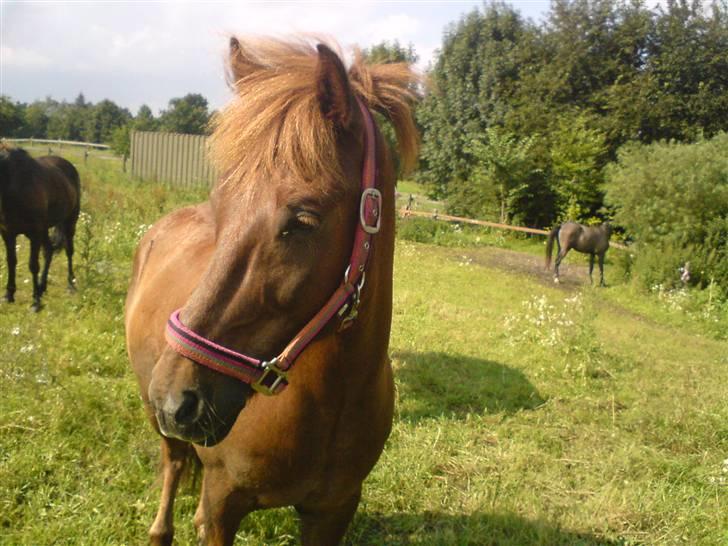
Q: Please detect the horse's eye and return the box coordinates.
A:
[280,211,320,238]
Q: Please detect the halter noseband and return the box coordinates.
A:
[165,97,381,395]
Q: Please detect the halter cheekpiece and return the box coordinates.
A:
[165,97,381,395]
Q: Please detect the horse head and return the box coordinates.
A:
[146,38,418,446]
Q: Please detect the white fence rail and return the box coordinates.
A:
[1,138,110,150]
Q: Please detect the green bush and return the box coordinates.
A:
[605,133,728,290]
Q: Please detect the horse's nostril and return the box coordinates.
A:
[174,390,202,426]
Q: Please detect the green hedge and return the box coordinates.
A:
[606,134,728,291]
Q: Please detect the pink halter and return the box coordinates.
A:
[165,97,381,395]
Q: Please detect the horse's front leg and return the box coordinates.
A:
[28,235,43,311]
[196,469,251,546]
[149,437,192,546]
[39,231,53,296]
[598,252,606,287]
[588,253,595,285]
[2,232,17,303]
[296,488,362,546]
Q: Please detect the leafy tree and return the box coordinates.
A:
[74,92,90,109]
[0,96,25,137]
[549,111,608,220]
[83,99,132,143]
[640,0,728,141]
[47,102,87,141]
[23,102,50,138]
[417,3,531,199]
[111,125,131,156]
[361,40,419,64]
[464,126,537,223]
[134,104,158,131]
[159,93,210,134]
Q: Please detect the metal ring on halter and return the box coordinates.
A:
[251,358,288,396]
[343,265,366,292]
[338,266,366,327]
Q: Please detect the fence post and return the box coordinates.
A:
[123,153,127,173]
[84,149,89,164]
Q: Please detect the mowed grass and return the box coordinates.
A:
[1,156,727,545]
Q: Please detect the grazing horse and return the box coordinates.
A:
[0,146,80,311]
[545,221,612,286]
[125,38,418,546]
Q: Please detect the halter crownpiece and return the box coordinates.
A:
[165,97,381,395]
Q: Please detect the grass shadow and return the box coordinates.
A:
[393,351,545,422]
[347,510,629,545]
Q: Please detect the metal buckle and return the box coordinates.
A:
[251,358,288,396]
[338,269,366,330]
[359,188,382,234]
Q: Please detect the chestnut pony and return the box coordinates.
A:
[125,38,418,545]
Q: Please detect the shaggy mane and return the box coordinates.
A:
[209,37,419,190]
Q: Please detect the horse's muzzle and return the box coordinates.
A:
[154,389,232,447]
[149,349,252,446]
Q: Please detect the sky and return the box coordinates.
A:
[0,1,552,115]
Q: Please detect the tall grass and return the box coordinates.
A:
[0,157,726,545]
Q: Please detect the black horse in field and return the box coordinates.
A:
[545,221,612,286]
[0,146,81,311]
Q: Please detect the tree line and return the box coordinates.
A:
[0,92,212,155]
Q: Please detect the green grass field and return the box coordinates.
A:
[1,155,726,545]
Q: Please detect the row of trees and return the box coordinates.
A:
[416,0,728,228]
[0,92,212,153]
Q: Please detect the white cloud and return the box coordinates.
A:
[364,13,422,43]
[1,45,51,68]
[0,1,547,111]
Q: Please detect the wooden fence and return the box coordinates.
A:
[399,208,628,250]
[1,137,109,150]
[130,130,217,187]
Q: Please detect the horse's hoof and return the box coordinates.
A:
[67,284,77,294]
[31,302,42,313]
[3,295,14,303]
[553,278,560,284]
[149,533,173,546]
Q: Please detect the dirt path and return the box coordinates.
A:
[441,245,593,290]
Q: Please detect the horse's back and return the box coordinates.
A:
[125,203,216,397]
[561,222,610,254]
[37,156,80,191]
[35,156,81,226]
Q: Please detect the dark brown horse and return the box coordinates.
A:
[545,221,612,286]
[125,38,418,545]
[0,146,80,311]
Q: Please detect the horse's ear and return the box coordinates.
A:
[315,44,354,128]
[227,37,261,86]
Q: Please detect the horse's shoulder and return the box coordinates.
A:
[127,203,215,328]
[153,202,214,236]
[135,203,215,270]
